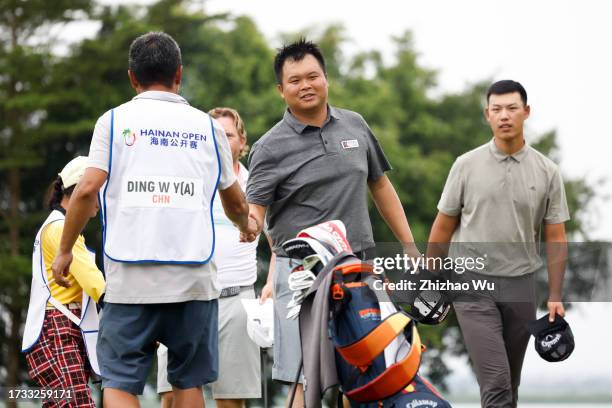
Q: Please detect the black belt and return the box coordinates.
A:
[219,285,253,298]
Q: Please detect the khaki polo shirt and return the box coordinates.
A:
[438,138,570,277]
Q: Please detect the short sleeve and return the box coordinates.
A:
[246,142,277,206]
[362,119,392,182]
[544,166,570,224]
[87,110,112,172]
[437,159,464,216]
[41,222,105,302]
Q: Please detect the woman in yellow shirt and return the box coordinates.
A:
[22,156,105,408]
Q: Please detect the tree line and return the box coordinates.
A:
[0,0,600,405]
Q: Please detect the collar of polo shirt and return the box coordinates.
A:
[488,137,529,162]
[284,105,341,134]
[132,90,189,105]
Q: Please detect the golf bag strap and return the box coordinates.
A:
[306,252,358,297]
[330,262,373,303]
[336,312,411,368]
[345,323,423,403]
[333,262,374,275]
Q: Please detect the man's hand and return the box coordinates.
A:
[239,213,259,242]
[239,215,258,242]
[547,301,565,322]
[51,251,73,288]
[260,282,273,304]
[402,243,422,261]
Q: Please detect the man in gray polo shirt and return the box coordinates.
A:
[244,39,419,407]
[427,80,569,408]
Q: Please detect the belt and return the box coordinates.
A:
[46,302,81,310]
[219,285,253,298]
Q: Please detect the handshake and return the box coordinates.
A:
[239,213,261,242]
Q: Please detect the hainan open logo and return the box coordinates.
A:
[122,128,136,146]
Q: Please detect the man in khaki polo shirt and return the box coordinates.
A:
[427,80,569,408]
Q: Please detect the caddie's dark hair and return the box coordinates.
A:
[129,32,182,88]
[486,80,528,105]
[273,38,326,84]
[46,177,75,211]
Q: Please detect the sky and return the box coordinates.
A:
[73,0,611,398]
[86,0,612,240]
[209,0,612,240]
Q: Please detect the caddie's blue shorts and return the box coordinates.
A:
[97,300,218,395]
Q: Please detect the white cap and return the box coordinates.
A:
[58,156,88,188]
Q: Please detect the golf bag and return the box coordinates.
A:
[328,258,451,407]
[282,220,452,407]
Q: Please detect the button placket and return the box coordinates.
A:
[320,129,332,154]
[500,157,514,189]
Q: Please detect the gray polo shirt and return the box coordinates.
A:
[247,106,391,255]
[438,138,570,277]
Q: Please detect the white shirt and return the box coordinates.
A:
[212,162,258,289]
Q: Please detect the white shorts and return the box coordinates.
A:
[157,288,261,399]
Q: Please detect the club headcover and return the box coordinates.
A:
[297,220,352,255]
[281,237,335,264]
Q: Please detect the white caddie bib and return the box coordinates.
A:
[101,98,220,263]
[22,210,101,375]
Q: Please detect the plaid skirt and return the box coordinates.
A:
[25,309,95,408]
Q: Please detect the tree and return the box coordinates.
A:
[0,0,282,400]
[0,1,94,405]
[289,27,604,389]
[0,0,604,401]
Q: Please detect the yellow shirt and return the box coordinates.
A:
[41,221,105,305]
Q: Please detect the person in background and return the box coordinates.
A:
[157,107,272,408]
[52,32,256,408]
[23,156,105,407]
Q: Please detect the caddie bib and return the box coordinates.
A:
[101,97,220,263]
[22,210,101,375]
